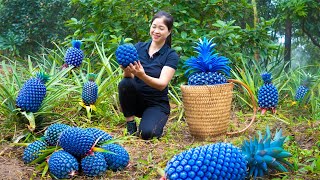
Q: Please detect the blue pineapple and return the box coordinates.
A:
[23,140,48,164]
[184,37,230,85]
[48,150,79,179]
[101,143,130,172]
[115,43,138,68]
[63,40,84,68]
[16,72,49,112]
[258,72,278,114]
[162,127,292,180]
[85,127,112,145]
[59,127,95,157]
[81,152,107,177]
[44,123,70,146]
[82,73,98,106]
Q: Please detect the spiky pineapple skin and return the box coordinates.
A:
[81,152,107,177]
[82,81,98,105]
[115,43,138,68]
[164,143,247,180]
[59,127,95,157]
[65,40,84,67]
[22,140,48,164]
[258,84,279,109]
[295,85,308,101]
[44,123,70,146]
[188,72,227,85]
[101,144,130,172]
[48,150,79,179]
[85,128,112,145]
[16,77,47,112]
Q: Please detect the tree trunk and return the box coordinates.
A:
[284,16,292,72]
[252,0,260,61]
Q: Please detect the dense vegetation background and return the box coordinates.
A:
[0,0,319,179]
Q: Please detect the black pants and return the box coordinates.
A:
[118,78,169,140]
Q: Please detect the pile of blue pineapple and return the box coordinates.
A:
[22,123,130,179]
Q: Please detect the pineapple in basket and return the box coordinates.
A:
[184,37,231,85]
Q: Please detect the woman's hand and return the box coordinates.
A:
[127,61,146,78]
[121,65,134,78]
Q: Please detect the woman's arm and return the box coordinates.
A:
[126,61,175,91]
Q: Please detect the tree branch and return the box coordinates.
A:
[301,20,320,48]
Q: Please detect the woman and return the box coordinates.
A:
[118,11,179,140]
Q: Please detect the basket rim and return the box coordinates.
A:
[181,83,233,88]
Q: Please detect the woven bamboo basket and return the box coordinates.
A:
[181,79,256,138]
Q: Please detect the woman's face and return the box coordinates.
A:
[150,17,171,44]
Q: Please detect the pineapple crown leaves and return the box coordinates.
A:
[87,73,97,81]
[71,40,82,49]
[183,37,231,77]
[261,72,272,84]
[241,126,293,179]
[36,72,50,84]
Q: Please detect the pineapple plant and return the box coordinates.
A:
[81,152,108,177]
[162,127,292,180]
[115,43,138,68]
[295,73,313,102]
[58,127,96,157]
[16,72,49,113]
[82,73,98,106]
[63,40,84,68]
[258,72,279,114]
[85,127,112,145]
[48,150,79,179]
[44,123,70,146]
[184,37,231,85]
[101,143,130,172]
[22,140,48,164]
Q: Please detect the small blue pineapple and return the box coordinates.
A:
[115,43,138,68]
[81,152,108,177]
[16,72,49,112]
[59,127,96,157]
[294,73,313,103]
[82,73,98,106]
[258,72,279,114]
[162,127,292,180]
[44,123,70,146]
[184,37,230,85]
[85,127,112,145]
[48,150,79,179]
[23,140,48,164]
[101,143,130,172]
[63,40,84,68]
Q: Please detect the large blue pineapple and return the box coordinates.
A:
[64,40,84,68]
[59,127,95,157]
[16,72,49,112]
[258,72,278,114]
[48,150,79,179]
[44,123,70,146]
[115,43,138,68]
[85,127,112,145]
[22,140,48,164]
[82,73,98,106]
[101,143,130,172]
[184,37,230,85]
[162,127,292,180]
[81,152,108,177]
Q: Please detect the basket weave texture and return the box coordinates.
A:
[181,83,234,138]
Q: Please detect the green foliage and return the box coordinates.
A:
[0,0,76,56]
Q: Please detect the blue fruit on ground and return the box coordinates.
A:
[59,127,95,157]
[48,150,79,179]
[85,127,112,145]
[23,140,48,164]
[258,72,278,114]
[81,152,107,177]
[44,123,70,146]
[100,143,130,172]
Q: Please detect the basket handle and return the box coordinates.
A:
[226,79,257,136]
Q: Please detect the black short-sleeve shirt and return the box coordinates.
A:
[134,41,179,111]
